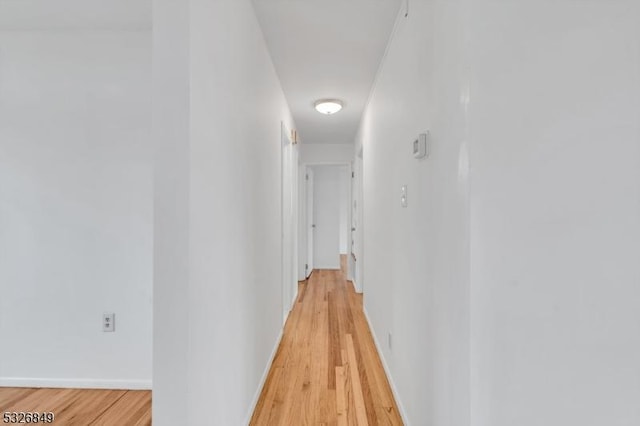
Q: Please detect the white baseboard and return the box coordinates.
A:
[352,277,362,293]
[363,307,410,426]
[0,378,151,390]
[243,327,284,425]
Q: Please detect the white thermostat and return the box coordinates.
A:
[413,132,429,159]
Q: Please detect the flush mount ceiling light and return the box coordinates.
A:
[314,99,343,115]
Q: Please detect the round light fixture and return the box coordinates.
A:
[314,99,343,115]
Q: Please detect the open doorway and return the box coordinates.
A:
[298,164,351,278]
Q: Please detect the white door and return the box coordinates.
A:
[312,166,341,270]
[298,164,307,281]
[306,168,314,277]
[353,149,364,292]
[349,162,357,282]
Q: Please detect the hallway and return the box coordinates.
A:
[2,1,640,425]
[251,264,402,425]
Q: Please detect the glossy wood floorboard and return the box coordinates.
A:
[0,388,151,425]
[251,258,403,425]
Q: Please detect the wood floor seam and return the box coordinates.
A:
[0,388,150,425]
[250,257,403,425]
[87,389,129,425]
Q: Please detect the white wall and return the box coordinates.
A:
[359,1,471,424]
[300,143,354,164]
[152,0,190,422]
[0,30,152,388]
[153,0,296,424]
[468,2,640,425]
[360,1,640,425]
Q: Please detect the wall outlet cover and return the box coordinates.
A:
[103,313,116,332]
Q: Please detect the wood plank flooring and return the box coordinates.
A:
[0,388,150,425]
[0,260,399,425]
[250,258,403,425]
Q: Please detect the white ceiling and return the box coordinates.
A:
[252,0,402,144]
[0,0,151,30]
[1,0,400,145]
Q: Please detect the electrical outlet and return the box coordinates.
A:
[388,332,393,351]
[103,313,115,332]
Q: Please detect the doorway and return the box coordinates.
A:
[299,164,351,276]
[305,168,315,277]
[312,166,341,269]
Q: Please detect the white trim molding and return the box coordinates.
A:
[363,307,410,425]
[243,328,285,425]
[0,378,151,390]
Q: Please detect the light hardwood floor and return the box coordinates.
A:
[0,388,151,425]
[251,258,403,425]
[1,261,400,426]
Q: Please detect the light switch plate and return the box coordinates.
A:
[401,185,408,208]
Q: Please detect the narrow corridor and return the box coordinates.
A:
[251,262,402,425]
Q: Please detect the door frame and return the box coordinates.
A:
[281,123,299,325]
[352,147,364,293]
[306,167,314,278]
[299,161,353,279]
